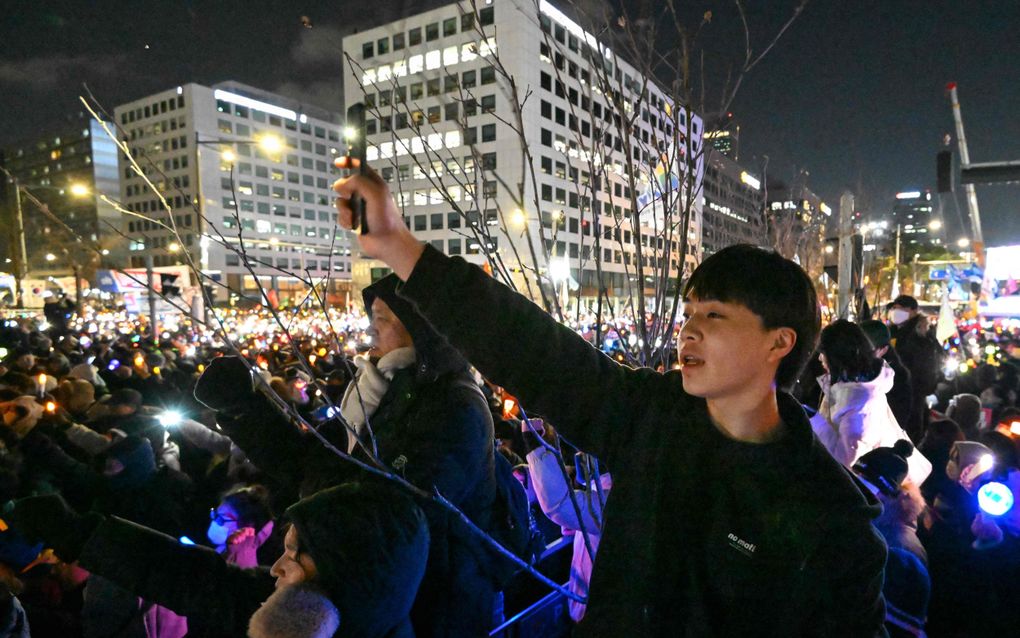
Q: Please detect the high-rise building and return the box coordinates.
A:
[892,189,941,249]
[700,151,765,255]
[1,115,122,279]
[343,0,704,309]
[114,82,352,303]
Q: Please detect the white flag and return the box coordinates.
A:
[936,284,955,344]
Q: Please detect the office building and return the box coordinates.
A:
[343,0,704,309]
[700,150,765,255]
[114,81,351,303]
[892,189,941,250]
[1,115,122,279]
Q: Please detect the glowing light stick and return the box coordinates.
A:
[977,482,1015,517]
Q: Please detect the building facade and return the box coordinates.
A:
[343,0,704,309]
[114,82,351,303]
[1,115,122,279]
[891,189,942,251]
[700,150,765,256]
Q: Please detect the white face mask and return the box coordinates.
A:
[207,520,235,546]
[888,309,911,326]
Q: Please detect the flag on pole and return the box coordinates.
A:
[936,283,956,344]
[890,269,900,300]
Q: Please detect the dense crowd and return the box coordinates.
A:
[0,272,1017,637]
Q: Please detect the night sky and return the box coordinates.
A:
[3,1,1018,244]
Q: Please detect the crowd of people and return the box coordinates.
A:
[0,259,1017,638]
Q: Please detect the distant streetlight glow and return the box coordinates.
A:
[929,219,943,230]
[68,182,91,197]
[256,133,285,155]
[45,253,56,262]
[221,149,237,163]
[168,242,180,253]
[957,237,970,248]
[510,209,526,227]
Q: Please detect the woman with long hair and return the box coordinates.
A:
[810,320,931,486]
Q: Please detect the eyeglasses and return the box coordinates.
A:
[209,508,238,525]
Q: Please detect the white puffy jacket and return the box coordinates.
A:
[810,361,932,487]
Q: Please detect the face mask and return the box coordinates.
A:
[889,309,910,325]
[207,520,234,546]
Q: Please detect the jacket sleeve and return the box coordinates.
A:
[527,446,605,532]
[78,515,275,635]
[176,418,233,456]
[216,392,349,496]
[398,245,667,467]
[63,422,115,456]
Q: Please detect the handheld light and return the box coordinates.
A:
[977,482,1014,517]
[158,411,182,427]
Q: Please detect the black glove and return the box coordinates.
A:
[7,494,102,562]
[193,356,256,412]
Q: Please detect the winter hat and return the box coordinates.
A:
[285,481,429,638]
[883,547,930,636]
[860,320,891,349]
[99,388,143,411]
[104,436,157,490]
[853,440,915,497]
[886,295,919,311]
[247,583,340,638]
[55,379,95,414]
[67,363,104,386]
[0,397,44,439]
[947,393,983,434]
[945,440,994,483]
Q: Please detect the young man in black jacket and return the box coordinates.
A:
[333,158,888,636]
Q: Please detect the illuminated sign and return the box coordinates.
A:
[213,89,296,121]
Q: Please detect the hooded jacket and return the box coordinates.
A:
[209,274,499,637]
[811,362,932,487]
[393,245,891,637]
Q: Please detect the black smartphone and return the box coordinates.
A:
[345,103,368,234]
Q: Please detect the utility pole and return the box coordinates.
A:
[145,253,158,338]
[837,191,854,319]
[12,184,28,308]
[946,82,984,263]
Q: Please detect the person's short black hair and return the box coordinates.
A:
[221,483,273,529]
[818,320,884,384]
[683,244,820,389]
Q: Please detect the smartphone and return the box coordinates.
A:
[345,103,368,234]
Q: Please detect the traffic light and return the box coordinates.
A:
[937,150,954,193]
[159,273,181,297]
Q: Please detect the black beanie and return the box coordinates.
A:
[853,440,914,496]
[285,481,429,637]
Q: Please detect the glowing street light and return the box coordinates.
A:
[256,133,285,155]
[510,209,526,228]
[957,237,971,248]
[168,242,180,253]
[929,219,943,231]
[45,253,56,262]
[68,182,91,197]
[220,149,237,163]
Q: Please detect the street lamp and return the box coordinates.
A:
[5,176,93,307]
[957,237,970,248]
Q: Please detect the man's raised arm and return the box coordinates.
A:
[333,158,665,464]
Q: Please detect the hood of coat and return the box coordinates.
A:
[285,481,429,638]
[363,274,468,381]
[818,360,895,406]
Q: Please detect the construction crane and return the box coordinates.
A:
[946,82,985,266]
